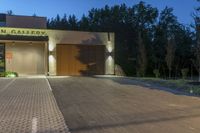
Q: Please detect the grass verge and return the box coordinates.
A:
[134,77,200,95]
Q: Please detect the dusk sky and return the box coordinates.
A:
[0,0,199,25]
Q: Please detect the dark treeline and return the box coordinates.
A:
[47,1,200,79]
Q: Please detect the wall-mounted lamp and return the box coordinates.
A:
[49,55,54,62]
[108,56,113,61]
[107,32,111,43]
[106,50,114,57]
[49,51,54,55]
[49,45,54,51]
[49,49,55,62]
[107,46,113,53]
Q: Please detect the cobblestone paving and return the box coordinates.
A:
[49,77,200,133]
[0,78,69,133]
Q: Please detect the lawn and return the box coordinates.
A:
[134,77,200,96]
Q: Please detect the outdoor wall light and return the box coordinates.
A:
[107,45,113,53]
[106,51,113,57]
[106,45,114,57]
[49,51,54,55]
[108,56,112,62]
[107,32,113,54]
[107,32,111,43]
[48,42,55,51]
[49,45,54,51]
[49,55,54,62]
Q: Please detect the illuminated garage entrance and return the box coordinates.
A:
[5,41,48,76]
[0,26,115,76]
[56,44,105,76]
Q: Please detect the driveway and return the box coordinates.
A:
[49,77,200,133]
[0,77,69,133]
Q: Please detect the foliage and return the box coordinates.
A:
[0,72,4,77]
[7,10,13,15]
[5,71,18,77]
[46,2,196,78]
[0,60,4,67]
[134,77,200,95]
[153,69,160,78]
[137,32,147,77]
[181,68,189,79]
[192,0,200,81]
[165,37,176,78]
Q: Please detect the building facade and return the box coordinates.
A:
[0,14,115,76]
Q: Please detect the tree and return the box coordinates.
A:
[193,0,200,81]
[197,0,200,11]
[46,2,194,78]
[61,14,69,30]
[192,27,200,81]
[7,10,13,15]
[165,37,176,78]
[137,32,147,77]
[79,15,90,31]
[68,15,78,30]
[153,7,183,78]
[130,2,158,76]
[32,13,37,17]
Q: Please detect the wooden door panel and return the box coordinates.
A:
[57,44,105,76]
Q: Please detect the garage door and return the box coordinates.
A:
[6,42,46,75]
[57,44,105,76]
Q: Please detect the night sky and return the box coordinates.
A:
[0,0,199,25]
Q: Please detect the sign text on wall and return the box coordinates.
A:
[0,28,48,36]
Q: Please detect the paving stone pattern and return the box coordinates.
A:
[0,78,69,133]
[49,77,200,133]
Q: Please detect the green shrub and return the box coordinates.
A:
[0,72,5,77]
[0,60,4,67]
[5,71,18,77]
[153,69,160,78]
[136,71,143,77]
[181,68,189,79]
[136,71,140,77]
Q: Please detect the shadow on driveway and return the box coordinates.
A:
[94,76,197,97]
[49,77,200,133]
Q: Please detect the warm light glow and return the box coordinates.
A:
[49,47,53,51]
[106,55,114,75]
[49,76,71,78]
[107,45,113,53]
[49,42,54,51]
[108,56,112,62]
[49,55,54,62]
[108,40,111,44]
